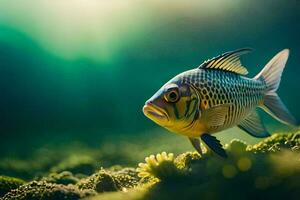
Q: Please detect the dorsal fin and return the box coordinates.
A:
[198,48,252,75]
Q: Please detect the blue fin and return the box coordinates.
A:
[201,134,227,158]
[238,110,270,138]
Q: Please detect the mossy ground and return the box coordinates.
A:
[0,132,300,200]
[0,176,25,197]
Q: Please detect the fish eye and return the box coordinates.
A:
[165,89,179,103]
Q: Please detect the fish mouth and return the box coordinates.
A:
[143,102,169,124]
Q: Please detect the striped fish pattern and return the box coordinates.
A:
[143,48,297,157]
[179,69,265,133]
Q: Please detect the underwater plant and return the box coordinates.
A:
[88,132,300,200]
[2,181,95,200]
[136,152,182,181]
[0,132,300,200]
[40,171,79,185]
[247,132,300,153]
[0,144,102,180]
[0,176,25,197]
[77,167,140,193]
[78,170,118,193]
[50,155,98,175]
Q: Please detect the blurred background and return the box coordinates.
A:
[0,0,299,170]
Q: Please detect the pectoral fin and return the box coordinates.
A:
[201,104,231,127]
[189,137,202,155]
[201,133,227,158]
[238,110,270,138]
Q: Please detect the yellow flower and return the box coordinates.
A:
[136,152,175,180]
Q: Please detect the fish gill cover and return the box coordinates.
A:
[0,0,300,200]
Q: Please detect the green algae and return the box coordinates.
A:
[77,168,140,193]
[40,171,79,185]
[50,155,98,175]
[0,146,99,180]
[90,132,300,200]
[0,176,25,197]
[2,181,95,200]
[1,132,300,200]
[247,133,300,153]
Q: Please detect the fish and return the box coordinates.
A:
[143,48,298,158]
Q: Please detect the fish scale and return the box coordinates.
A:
[179,68,266,132]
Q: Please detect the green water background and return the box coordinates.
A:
[0,0,299,158]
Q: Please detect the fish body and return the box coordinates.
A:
[143,48,298,157]
[167,68,266,138]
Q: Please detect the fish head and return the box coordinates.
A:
[143,81,200,133]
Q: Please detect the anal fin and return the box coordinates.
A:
[189,137,202,155]
[201,134,227,158]
[237,110,270,138]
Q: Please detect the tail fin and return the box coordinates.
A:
[254,49,298,126]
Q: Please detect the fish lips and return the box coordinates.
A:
[143,102,169,125]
